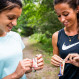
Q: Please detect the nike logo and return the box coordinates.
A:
[62,42,79,50]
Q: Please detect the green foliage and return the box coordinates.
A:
[30,33,51,43]
[21,0,62,37]
[30,33,46,43]
[12,3,35,36]
[12,0,63,53]
[12,0,63,37]
[29,33,53,53]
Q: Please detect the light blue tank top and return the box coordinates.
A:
[0,31,27,79]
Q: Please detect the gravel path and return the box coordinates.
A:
[22,37,59,79]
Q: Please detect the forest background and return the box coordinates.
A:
[12,0,64,78]
[13,0,63,69]
[13,0,63,54]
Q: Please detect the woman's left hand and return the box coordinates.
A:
[34,54,44,70]
[65,53,79,67]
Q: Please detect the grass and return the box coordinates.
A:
[27,37,59,79]
[29,38,52,64]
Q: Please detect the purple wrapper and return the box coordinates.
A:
[58,64,63,76]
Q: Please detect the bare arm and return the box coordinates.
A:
[52,31,59,56]
[51,31,63,66]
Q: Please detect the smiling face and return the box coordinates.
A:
[54,3,78,28]
[0,7,22,33]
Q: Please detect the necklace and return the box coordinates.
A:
[68,36,74,42]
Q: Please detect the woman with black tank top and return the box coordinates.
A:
[51,0,79,79]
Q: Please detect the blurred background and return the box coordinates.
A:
[12,0,63,79]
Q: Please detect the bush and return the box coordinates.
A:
[30,33,53,53]
[30,33,47,43]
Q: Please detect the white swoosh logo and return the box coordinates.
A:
[62,42,79,50]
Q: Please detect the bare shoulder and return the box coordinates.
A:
[52,31,59,55]
[52,31,59,41]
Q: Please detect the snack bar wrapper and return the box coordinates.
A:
[58,60,65,76]
[32,57,38,68]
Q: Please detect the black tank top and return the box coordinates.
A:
[57,28,79,79]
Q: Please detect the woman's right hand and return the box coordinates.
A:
[51,54,63,67]
[14,58,32,78]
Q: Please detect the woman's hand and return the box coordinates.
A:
[14,58,32,78]
[3,55,43,79]
[65,53,79,67]
[51,54,63,67]
[34,54,44,70]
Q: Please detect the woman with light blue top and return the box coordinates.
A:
[0,0,44,79]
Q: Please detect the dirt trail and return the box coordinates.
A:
[22,37,59,79]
